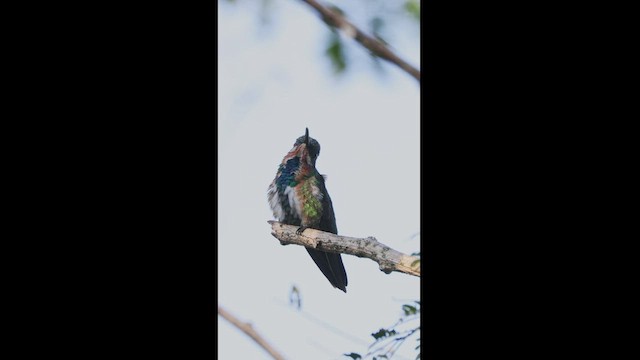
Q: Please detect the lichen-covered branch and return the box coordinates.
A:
[300,0,421,83]
[218,306,287,360]
[268,221,421,277]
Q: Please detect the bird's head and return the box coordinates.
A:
[290,128,321,167]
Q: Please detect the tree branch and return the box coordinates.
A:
[218,306,287,360]
[299,0,420,83]
[268,221,421,277]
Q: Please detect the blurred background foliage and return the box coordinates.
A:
[221,0,420,79]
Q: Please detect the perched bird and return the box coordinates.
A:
[268,128,348,292]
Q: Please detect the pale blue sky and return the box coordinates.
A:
[218,1,420,359]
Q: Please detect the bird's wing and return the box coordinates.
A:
[304,172,347,291]
[315,172,337,234]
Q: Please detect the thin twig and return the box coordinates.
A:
[268,221,420,277]
[367,327,420,359]
[218,306,287,360]
[273,298,371,347]
[300,0,420,83]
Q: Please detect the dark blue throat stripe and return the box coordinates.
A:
[276,157,300,190]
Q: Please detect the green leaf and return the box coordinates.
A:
[371,328,397,340]
[327,5,345,17]
[403,304,418,316]
[404,0,420,22]
[325,33,346,74]
[369,17,388,45]
[371,17,384,33]
[371,328,388,340]
[343,353,361,360]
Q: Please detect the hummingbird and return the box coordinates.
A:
[268,128,348,293]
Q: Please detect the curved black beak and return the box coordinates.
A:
[304,128,309,146]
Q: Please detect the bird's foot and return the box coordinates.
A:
[296,226,308,235]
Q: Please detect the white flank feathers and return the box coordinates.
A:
[283,186,303,220]
[267,181,285,221]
